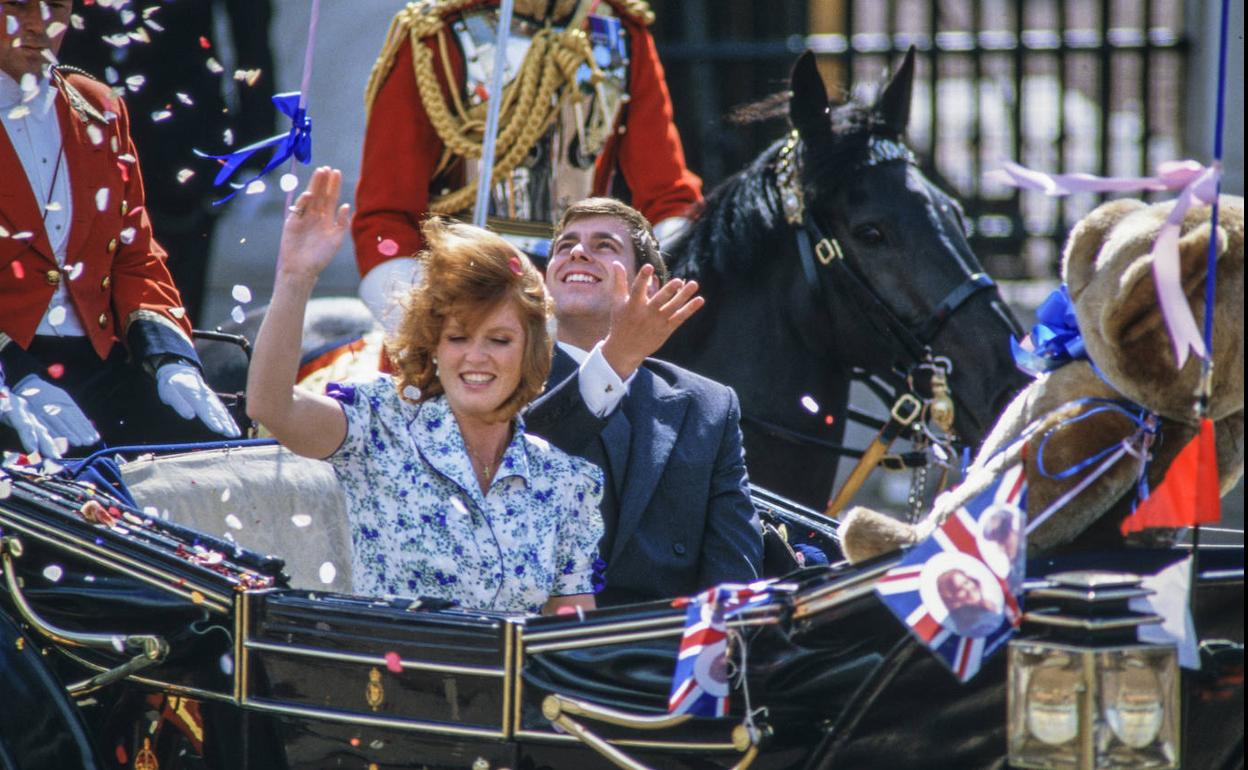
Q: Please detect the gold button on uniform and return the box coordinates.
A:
[45,269,61,285]
[97,312,108,328]
[100,275,111,290]
[120,200,128,216]
[107,238,118,253]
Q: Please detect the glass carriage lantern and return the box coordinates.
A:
[1007,570,1181,770]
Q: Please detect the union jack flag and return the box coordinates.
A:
[668,581,773,717]
[877,464,1028,682]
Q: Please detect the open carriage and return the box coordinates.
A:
[0,442,1241,770]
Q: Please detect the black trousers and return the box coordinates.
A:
[0,337,223,456]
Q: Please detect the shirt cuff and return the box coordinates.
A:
[578,341,633,418]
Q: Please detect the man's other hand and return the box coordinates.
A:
[156,363,241,438]
[600,263,704,380]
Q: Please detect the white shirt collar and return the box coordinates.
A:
[0,70,56,116]
[557,341,591,365]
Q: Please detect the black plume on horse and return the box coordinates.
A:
[660,50,1029,510]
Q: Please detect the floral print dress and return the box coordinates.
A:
[325,376,604,614]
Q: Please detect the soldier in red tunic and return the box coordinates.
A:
[0,0,238,456]
[352,0,701,330]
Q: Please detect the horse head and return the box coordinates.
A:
[783,48,1028,445]
[663,49,1028,508]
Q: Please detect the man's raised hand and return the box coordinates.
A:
[600,263,705,380]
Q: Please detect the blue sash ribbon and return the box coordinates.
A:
[1036,398,1157,488]
[194,92,312,204]
[1011,285,1087,376]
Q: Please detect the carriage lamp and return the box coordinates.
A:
[1007,570,1180,770]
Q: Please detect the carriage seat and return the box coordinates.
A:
[119,444,355,593]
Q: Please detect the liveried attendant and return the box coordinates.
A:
[351,0,701,333]
[0,0,238,457]
[248,167,604,615]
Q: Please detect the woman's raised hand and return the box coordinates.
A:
[277,166,351,279]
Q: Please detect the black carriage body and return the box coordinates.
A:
[1,471,1243,770]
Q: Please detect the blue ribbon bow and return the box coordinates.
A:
[1010,285,1087,376]
[194,92,312,204]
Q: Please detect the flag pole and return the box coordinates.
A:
[284,0,322,211]
[472,0,516,227]
[1186,0,1230,632]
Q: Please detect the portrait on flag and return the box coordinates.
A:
[876,464,1027,681]
[921,552,1005,638]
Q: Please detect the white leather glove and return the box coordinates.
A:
[358,256,421,335]
[1,381,64,459]
[155,362,241,438]
[11,374,100,450]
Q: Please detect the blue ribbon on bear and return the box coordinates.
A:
[194,91,312,204]
[1010,285,1087,376]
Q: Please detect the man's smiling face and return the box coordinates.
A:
[546,214,638,325]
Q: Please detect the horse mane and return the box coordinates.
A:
[667,87,895,282]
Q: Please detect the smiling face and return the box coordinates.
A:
[937,568,984,612]
[435,300,526,426]
[546,214,638,326]
[0,0,72,81]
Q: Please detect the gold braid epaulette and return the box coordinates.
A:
[362,0,644,215]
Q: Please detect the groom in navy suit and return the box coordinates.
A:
[527,198,762,606]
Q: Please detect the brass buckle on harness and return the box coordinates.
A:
[815,238,843,265]
[890,393,923,425]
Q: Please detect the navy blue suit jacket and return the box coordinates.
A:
[526,348,763,605]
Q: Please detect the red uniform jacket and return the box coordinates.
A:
[352,1,702,277]
[0,72,195,369]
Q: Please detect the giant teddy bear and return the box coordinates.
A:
[839,195,1244,562]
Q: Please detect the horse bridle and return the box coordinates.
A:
[740,131,997,466]
[777,130,998,369]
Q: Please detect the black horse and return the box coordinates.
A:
[660,50,1029,510]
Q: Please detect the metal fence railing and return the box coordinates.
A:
[651,0,1189,279]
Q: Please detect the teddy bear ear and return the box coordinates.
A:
[1062,199,1149,300]
[1105,220,1228,349]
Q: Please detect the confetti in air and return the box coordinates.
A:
[319,562,337,584]
[384,651,403,673]
[291,514,312,528]
[377,239,399,257]
[231,284,253,303]
[225,514,243,530]
[176,169,195,184]
[279,173,299,192]
[95,188,109,211]
[800,395,820,414]
[42,565,64,583]
[230,305,246,324]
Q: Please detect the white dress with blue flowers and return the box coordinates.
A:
[325,377,605,614]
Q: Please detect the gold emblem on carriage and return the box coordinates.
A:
[133,737,159,770]
[365,667,385,711]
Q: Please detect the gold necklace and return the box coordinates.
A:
[468,444,504,484]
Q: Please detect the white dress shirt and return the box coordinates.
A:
[556,340,634,418]
[0,70,84,337]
